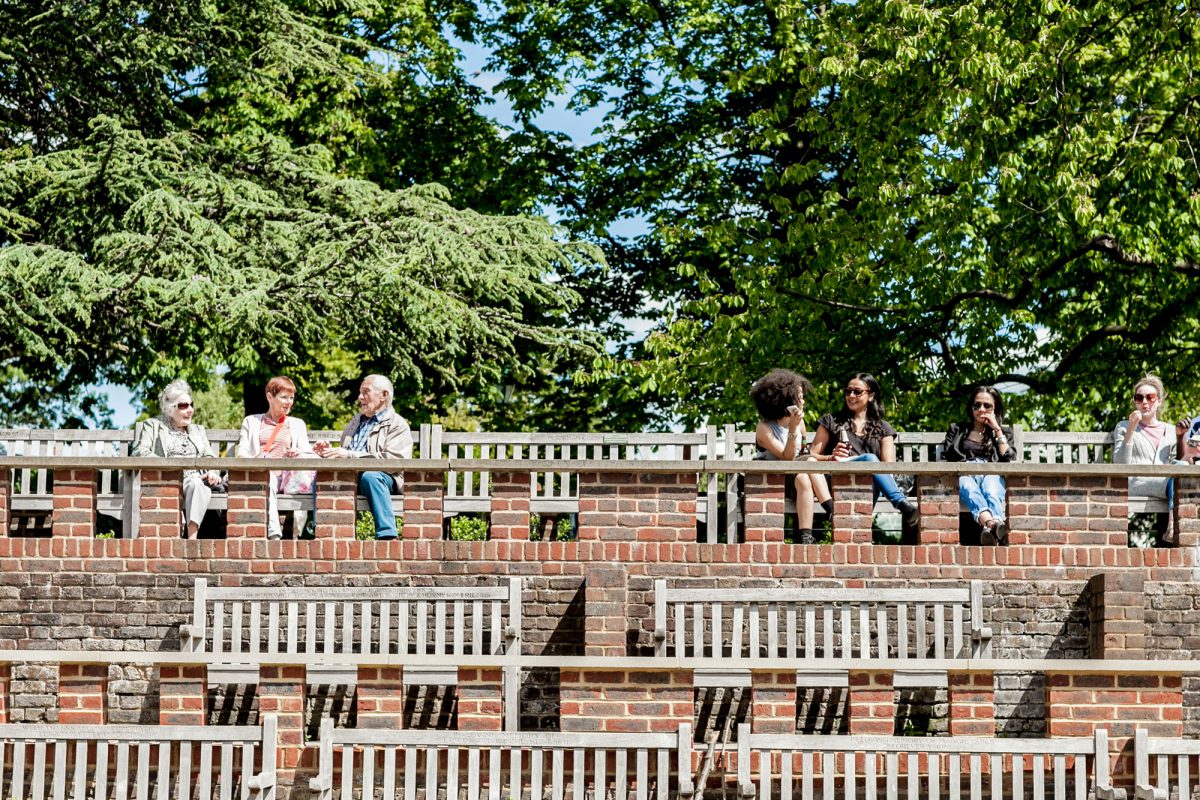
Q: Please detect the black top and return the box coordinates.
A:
[940,422,1016,463]
[816,414,897,458]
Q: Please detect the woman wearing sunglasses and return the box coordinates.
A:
[131,379,222,538]
[940,386,1015,545]
[1113,374,1175,546]
[809,373,919,541]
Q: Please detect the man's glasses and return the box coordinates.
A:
[1134,393,1157,403]
[972,402,994,411]
[843,388,867,397]
[175,402,193,410]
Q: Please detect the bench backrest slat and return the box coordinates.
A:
[0,720,273,800]
[310,721,690,800]
[655,581,981,661]
[190,579,521,662]
[738,726,1109,800]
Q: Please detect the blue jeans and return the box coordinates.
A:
[358,471,399,539]
[959,474,1006,524]
[848,453,909,508]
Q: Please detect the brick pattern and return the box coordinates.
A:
[457,667,504,730]
[584,564,627,657]
[1046,671,1183,779]
[832,473,874,543]
[402,471,443,540]
[560,669,692,733]
[138,469,184,538]
[227,468,269,538]
[58,663,107,724]
[918,473,960,545]
[315,470,358,538]
[847,671,894,734]
[743,473,785,543]
[577,472,697,542]
[948,671,995,736]
[51,468,98,537]
[1089,572,1146,658]
[0,664,8,722]
[259,666,306,789]
[159,665,206,725]
[1174,475,1200,547]
[1007,476,1127,547]
[751,670,797,733]
[490,471,531,541]
[356,666,405,729]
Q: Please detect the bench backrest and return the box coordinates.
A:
[736,725,1112,800]
[309,719,692,800]
[181,577,522,664]
[1135,727,1200,800]
[653,580,989,661]
[0,716,276,800]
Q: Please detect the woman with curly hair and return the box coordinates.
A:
[809,373,919,541]
[940,386,1015,545]
[750,369,832,544]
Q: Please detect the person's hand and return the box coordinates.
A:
[832,441,852,460]
[313,440,332,457]
[1128,409,1144,432]
[980,410,1001,432]
[284,447,301,458]
[204,470,222,486]
[1177,418,1191,434]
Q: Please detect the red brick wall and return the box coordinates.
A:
[577,472,696,542]
[560,669,693,733]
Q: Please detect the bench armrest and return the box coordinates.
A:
[248,772,277,794]
[972,626,993,643]
[678,776,696,800]
[309,774,332,792]
[738,781,757,800]
[180,623,203,641]
[1096,788,1127,800]
[653,626,666,641]
[1134,785,1167,800]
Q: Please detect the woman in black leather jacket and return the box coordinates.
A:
[940,386,1015,544]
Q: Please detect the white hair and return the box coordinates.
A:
[364,374,393,398]
[158,379,192,419]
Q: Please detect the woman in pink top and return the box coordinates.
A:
[236,376,315,539]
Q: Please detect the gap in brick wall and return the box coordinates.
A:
[797,686,849,735]
[521,667,561,730]
[894,686,947,736]
[207,683,258,726]
[694,686,748,743]
[402,685,456,729]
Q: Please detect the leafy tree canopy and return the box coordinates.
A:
[0,0,602,429]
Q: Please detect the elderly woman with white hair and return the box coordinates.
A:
[131,379,222,537]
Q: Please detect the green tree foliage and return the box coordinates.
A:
[472,0,1200,430]
[0,0,601,428]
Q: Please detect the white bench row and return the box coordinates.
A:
[653,580,990,688]
[307,721,1134,800]
[0,715,276,800]
[0,426,1171,541]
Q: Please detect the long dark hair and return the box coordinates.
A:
[965,385,1006,459]
[833,372,887,442]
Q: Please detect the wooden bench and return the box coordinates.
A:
[653,579,991,687]
[309,718,694,800]
[180,577,523,728]
[0,715,277,800]
[735,724,1116,800]
[1134,727,1200,800]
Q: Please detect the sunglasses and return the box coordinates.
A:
[843,388,868,397]
[1134,393,1157,403]
[175,402,193,410]
[972,402,994,411]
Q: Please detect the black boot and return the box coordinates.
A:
[899,500,920,544]
[797,528,815,545]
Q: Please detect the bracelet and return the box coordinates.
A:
[787,431,797,439]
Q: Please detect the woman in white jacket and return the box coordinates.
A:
[237,376,315,539]
[1112,374,1175,546]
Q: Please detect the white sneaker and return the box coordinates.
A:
[267,531,282,541]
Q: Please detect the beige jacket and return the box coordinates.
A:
[339,408,413,484]
[131,418,216,459]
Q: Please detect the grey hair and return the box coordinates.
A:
[159,379,193,419]
[364,374,393,399]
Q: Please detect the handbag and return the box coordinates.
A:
[262,416,315,494]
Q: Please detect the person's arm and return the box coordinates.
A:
[756,414,803,461]
[236,416,256,458]
[291,419,315,457]
[940,425,960,462]
[809,423,834,461]
[1112,422,1133,464]
[879,435,897,463]
[130,420,156,457]
[995,425,1016,462]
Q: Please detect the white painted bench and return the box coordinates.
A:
[653,579,991,687]
[735,725,1116,800]
[0,715,277,800]
[179,577,522,728]
[1134,727,1200,800]
[309,718,694,800]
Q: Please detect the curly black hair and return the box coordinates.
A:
[750,369,814,421]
